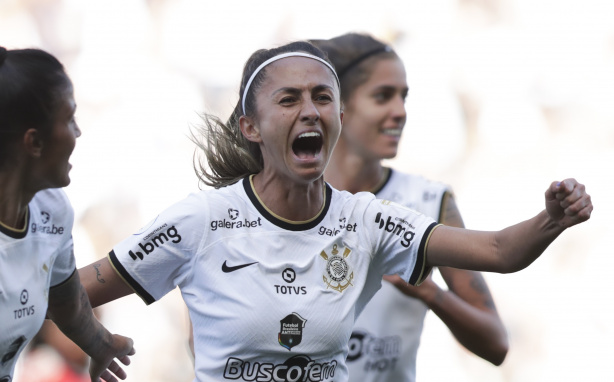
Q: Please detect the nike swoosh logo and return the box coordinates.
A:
[222,260,258,273]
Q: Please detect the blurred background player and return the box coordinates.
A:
[312,33,508,381]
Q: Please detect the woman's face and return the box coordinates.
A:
[37,83,81,188]
[244,56,342,184]
[341,57,408,161]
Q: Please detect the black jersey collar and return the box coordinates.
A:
[372,167,393,196]
[242,176,332,231]
[0,207,30,239]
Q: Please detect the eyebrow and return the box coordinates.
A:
[272,84,335,97]
[373,85,409,93]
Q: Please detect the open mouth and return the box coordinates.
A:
[292,132,323,159]
[381,128,402,136]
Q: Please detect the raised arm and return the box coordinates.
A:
[47,271,135,382]
[426,178,592,272]
[78,257,135,308]
[385,193,508,365]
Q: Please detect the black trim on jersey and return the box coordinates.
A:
[408,222,438,285]
[0,207,30,239]
[242,177,333,231]
[372,167,393,196]
[109,250,155,305]
[50,267,77,289]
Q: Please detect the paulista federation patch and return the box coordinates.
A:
[320,243,354,293]
[278,312,307,351]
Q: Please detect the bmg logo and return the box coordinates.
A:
[128,226,182,261]
[374,213,415,248]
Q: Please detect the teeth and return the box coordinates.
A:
[298,132,321,139]
[382,129,402,136]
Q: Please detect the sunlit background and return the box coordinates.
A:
[2,0,613,381]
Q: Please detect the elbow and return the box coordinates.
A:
[487,331,510,366]
[489,343,509,366]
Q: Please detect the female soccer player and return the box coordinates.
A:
[0,46,135,382]
[79,41,591,382]
[312,33,509,381]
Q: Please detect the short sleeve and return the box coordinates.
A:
[109,194,208,304]
[366,199,438,286]
[50,238,76,287]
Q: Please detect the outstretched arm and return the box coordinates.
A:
[426,178,593,273]
[385,193,508,365]
[47,271,135,382]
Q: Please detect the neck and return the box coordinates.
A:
[251,172,326,222]
[325,139,387,194]
[0,169,37,229]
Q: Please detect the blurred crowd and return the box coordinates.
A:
[2,0,613,381]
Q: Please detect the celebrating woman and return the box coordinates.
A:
[79,41,591,382]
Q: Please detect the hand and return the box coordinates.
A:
[545,178,592,228]
[383,274,441,304]
[89,334,135,382]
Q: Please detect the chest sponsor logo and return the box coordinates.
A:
[20,290,28,305]
[320,244,354,293]
[374,212,416,248]
[228,208,239,220]
[224,354,337,381]
[347,330,401,373]
[30,221,64,235]
[40,211,50,224]
[278,312,307,351]
[14,289,35,320]
[128,224,182,261]
[317,217,357,237]
[275,268,307,295]
[210,209,262,231]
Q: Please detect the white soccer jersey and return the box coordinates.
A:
[0,188,76,381]
[347,169,451,382]
[110,176,438,382]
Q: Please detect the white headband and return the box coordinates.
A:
[241,52,340,115]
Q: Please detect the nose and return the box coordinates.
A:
[74,122,82,138]
[300,99,320,125]
[391,95,406,123]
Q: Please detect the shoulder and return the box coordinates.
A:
[389,170,451,194]
[32,188,72,208]
[31,188,74,222]
[329,184,377,208]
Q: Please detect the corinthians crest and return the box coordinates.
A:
[320,243,354,293]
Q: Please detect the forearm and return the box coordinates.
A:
[423,286,508,365]
[79,257,134,308]
[427,210,565,273]
[47,274,115,357]
[494,210,564,273]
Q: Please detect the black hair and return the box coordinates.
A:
[311,33,398,103]
[0,47,71,166]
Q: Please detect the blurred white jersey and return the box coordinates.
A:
[347,169,450,382]
[110,176,438,382]
[0,189,76,380]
